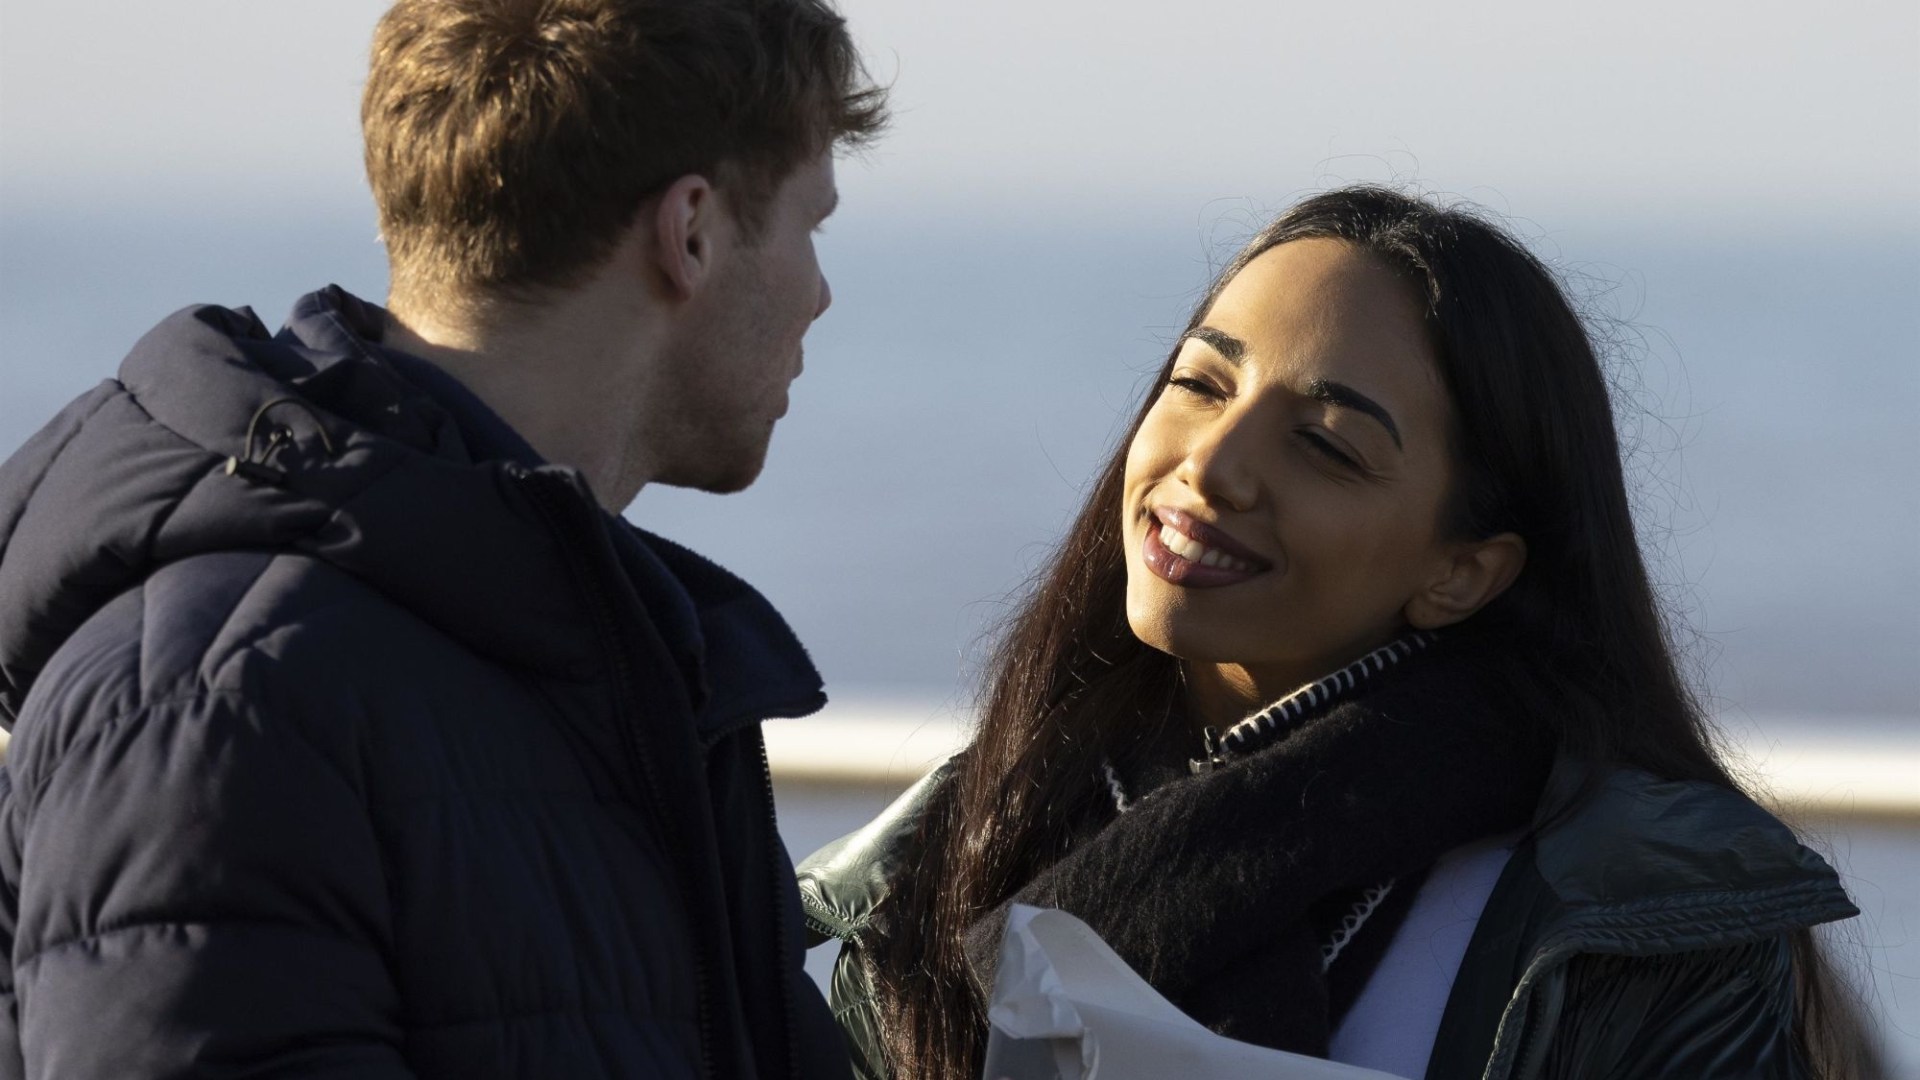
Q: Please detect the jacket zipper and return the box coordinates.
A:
[801,908,841,941]
[1189,632,1439,775]
[518,468,721,1080]
[1188,726,1228,775]
[755,732,803,1080]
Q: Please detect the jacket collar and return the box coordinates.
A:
[310,287,826,731]
[0,286,822,727]
[1526,755,1857,942]
[798,759,956,942]
[1428,757,1858,1080]
[617,525,826,741]
[298,287,545,469]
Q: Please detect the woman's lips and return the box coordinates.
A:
[1141,509,1273,588]
[1158,507,1272,565]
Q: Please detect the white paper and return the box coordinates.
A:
[982,905,1411,1080]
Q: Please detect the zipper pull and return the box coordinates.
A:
[1189,726,1227,775]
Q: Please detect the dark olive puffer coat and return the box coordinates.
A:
[0,287,849,1080]
[802,753,1858,1080]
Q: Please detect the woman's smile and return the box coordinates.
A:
[1141,507,1273,587]
[1119,238,1471,695]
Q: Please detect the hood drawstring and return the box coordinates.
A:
[225,397,339,486]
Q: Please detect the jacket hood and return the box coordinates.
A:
[0,286,822,730]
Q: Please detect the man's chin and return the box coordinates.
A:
[657,444,771,495]
[689,471,761,496]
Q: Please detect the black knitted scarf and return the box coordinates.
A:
[961,632,1556,1057]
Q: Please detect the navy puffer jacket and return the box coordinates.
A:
[0,287,849,1080]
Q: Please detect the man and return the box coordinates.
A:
[0,0,884,1076]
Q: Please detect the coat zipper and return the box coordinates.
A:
[518,468,721,1080]
[1188,632,1439,775]
[755,732,803,1080]
[1188,726,1227,775]
[801,909,840,941]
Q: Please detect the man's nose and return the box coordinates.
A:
[813,274,833,319]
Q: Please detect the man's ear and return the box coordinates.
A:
[650,174,721,300]
[1404,532,1527,630]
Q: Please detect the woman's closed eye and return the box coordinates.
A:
[1296,428,1365,472]
[1166,374,1224,401]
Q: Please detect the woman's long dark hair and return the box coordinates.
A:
[866,186,1877,1079]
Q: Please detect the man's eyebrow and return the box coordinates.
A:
[1306,378,1402,450]
[1180,325,1245,362]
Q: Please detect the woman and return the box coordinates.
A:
[799,187,1873,1079]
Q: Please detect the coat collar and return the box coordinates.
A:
[1528,756,1855,917]
[0,286,822,727]
[1427,756,1858,1080]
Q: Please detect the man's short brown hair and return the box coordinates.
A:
[363,0,886,306]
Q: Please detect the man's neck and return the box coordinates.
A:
[383,284,665,511]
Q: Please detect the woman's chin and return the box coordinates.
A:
[1125,608,1245,668]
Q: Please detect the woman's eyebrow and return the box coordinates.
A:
[1306,378,1402,450]
[1181,325,1246,362]
[1181,326,1403,450]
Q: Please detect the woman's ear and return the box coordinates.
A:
[1404,532,1527,630]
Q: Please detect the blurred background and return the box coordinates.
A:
[3,0,1915,1066]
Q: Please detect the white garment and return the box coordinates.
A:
[1327,833,1520,1079]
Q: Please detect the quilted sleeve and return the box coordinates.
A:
[5,688,419,1079]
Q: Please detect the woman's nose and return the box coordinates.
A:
[1173,415,1260,513]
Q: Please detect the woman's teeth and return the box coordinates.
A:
[1157,522,1256,571]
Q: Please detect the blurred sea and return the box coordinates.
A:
[6,203,1910,713]
[2,202,1915,1065]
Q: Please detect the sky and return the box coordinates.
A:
[3,0,1916,221]
[1,0,1916,715]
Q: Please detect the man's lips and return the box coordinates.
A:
[1140,507,1274,588]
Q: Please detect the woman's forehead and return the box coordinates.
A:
[1197,239,1446,419]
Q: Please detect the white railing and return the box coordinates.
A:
[1,709,1908,820]
[766,708,1920,821]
